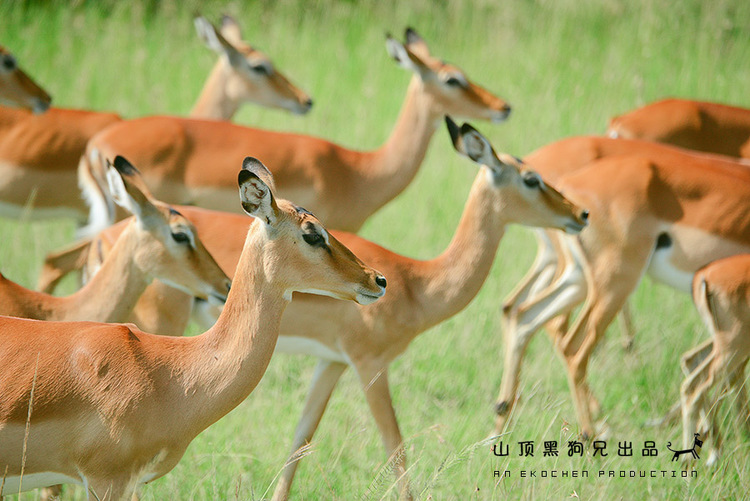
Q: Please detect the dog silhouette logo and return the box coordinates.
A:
[666,433,703,461]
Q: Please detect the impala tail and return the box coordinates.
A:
[78,147,116,237]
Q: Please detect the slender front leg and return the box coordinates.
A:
[272,359,347,501]
[618,301,636,351]
[501,230,559,315]
[680,350,716,451]
[557,235,651,439]
[40,485,62,501]
[356,363,411,500]
[87,475,134,501]
[648,338,716,428]
[495,244,587,434]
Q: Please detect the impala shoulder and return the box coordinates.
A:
[71,323,154,394]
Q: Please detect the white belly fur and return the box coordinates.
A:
[647,224,750,293]
[275,336,348,364]
[1,472,82,495]
[647,247,695,293]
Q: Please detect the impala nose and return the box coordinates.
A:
[501,103,511,117]
[580,209,589,221]
[375,275,387,288]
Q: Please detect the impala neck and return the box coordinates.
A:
[415,171,507,330]
[0,105,28,130]
[358,77,441,204]
[190,61,240,121]
[183,222,288,432]
[56,222,150,322]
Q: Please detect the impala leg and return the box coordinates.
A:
[728,360,750,431]
[40,485,62,500]
[272,359,347,501]
[680,350,716,451]
[557,241,649,439]
[619,301,636,351]
[501,230,559,315]
[494,242,587,434]
[356,364,411,500]
[647,338,715,428]
[87,476,134,501]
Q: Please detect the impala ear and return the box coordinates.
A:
[219,14,244,45]
[446,117,516,180]
[385,34,428,76]
[194,16,245,67]
[446,117,497,164]
[238,157,279,225]
[106,156,159,221]
[404,27,431,60]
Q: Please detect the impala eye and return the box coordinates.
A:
[251,62,272,76]
[445,76,463,87]
[172,231,190,244]
[2,55,16,71]
[303,232,325,247]
[523,174,541,188]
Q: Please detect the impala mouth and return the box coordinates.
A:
[208,291,228,306]
[490,105,512,123]
[292,97,313,115]
[355,287,386,306]
[564,221,587,235]
[32,97,51,114]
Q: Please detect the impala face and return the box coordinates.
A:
[238,157,387,304]
[195,16,313,115]
[446,117,589,233]
[386,28,511,123]
[107,156,232,303]
[0,46,51,113]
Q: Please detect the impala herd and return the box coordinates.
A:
[1,16,750,501]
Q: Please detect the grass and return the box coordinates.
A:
[2,0,750,498]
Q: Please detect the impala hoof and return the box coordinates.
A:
[495,401,510,416]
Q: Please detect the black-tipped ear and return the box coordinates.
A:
[221,13,238,27]
[113,155,139,177]
[219,13,244,44]
[106,157,156,219]
[385,35,427,75]
[445,116,461,150]
[404,27,430,59]
[447,120,499,167]
[405,27,421,44]
[460,122,481,136]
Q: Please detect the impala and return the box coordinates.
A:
[0,157,386,501]
[493,137,750,440]
[9,156,229,501]
[678,254,750,459]
[0,45,51,113]
[0,15,311,222]
[608,98,750,159]
[490,136,750,436]
[0,156,230,323]
[58,119,587,499]
[77,28,511,236]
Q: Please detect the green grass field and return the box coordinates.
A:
[2,0,750,498]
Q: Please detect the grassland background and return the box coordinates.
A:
[2,0,750,499]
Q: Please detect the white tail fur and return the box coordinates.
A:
[77,148,115,237]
